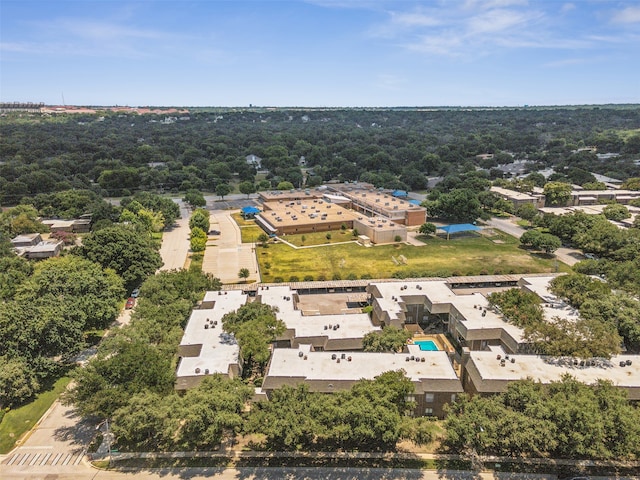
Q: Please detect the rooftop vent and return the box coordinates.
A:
[195,368,201,374]
[299,351,304,358]
[204,369,210,374]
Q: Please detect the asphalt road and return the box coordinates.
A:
[158,199,192,271]
[0,465,577,480]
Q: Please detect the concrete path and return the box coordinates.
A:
[202,211,260,284]
[158,200,191,271]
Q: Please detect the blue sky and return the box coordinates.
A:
[1,0,639,107]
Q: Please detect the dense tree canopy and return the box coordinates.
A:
[77,224,162,290]
[444,376,640,460]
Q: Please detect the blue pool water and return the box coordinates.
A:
[415,340,439,351]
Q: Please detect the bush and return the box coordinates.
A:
[317,274,327,281]
[394,235,402,242]
[325,233,332,240]
[360,273,373,279]
[273,277,284,283]
[303,275,314,281]
[346,273,358,280]
[332,273,342,280]
[289,276,299,282]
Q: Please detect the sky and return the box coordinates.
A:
[1,0,639,107]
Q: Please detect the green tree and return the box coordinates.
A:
[418,222,437,236]
[77,225,162,290]
[362,326,412,352]
[602,203,630,221]
[215,183,232,199]
[182,189,206,208]
[238,268,250,282]
[543,181,572,207]
[0,356,39,408]
[189,208,210,232]
[238,181,256,198]
[221,302,286,372]
[515,203,538,222]
[190,226,207,252]
[276,181,294,191]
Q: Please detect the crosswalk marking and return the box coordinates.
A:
[51,452,63,465]
[40,452,51,465]
[29,453,41,466]
[2,449,87,467]
[61,453,72,465]
[6,453,19,466]
[18,453,30,466]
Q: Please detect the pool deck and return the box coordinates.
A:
[409,333,455,353]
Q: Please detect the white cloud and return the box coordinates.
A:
[467,8,535,34]
[560,3,576,14]
[463,0,529,10]
[390,11,442,28]
[611,6,640,24]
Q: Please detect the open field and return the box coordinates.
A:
[239,225,265,243]
[0,376,71,453]
[282,229,358,246]
[257,231,570,282]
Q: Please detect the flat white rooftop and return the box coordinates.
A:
[176,290,247,379]
[266,348,462,390]
[257,286,379,339]
[467,350,640,399]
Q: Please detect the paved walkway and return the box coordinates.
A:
[202,211,260,284]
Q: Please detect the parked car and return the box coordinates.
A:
[131,288,140,298]
[125,297,135,309]
[209,230,221,235]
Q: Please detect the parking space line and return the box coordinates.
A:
[61,453,72,465]
[40,452,51,465]
[6,453,20,465]
[18,453,31,466]
[51,452,63,465]
[29,453,41,466]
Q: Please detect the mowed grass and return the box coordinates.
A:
[240,225,265,243]
[0,376,71,454]
[284,229,358,247]
[258,231,569,282]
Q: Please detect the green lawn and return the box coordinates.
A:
[0,376,72,454]
[283,229,357,247]
[240,225,265,244]
[258,231,569,282]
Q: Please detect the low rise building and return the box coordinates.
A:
[256,285,380,351]
[462,347,640,401]
[262,346,463,417]
[175,290,247,390]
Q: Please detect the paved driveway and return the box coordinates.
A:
[158,200,191,271]
[202,211,260,284]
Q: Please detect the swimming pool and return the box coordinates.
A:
[414,340,439,351]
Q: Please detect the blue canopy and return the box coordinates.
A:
[437,223,481,239]
[438,223,480,234]
[408,199,421,205]
[392,190,408,198]
[241,206,260,214]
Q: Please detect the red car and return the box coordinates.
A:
[125,297,135,309]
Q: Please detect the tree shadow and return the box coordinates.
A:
[52,410,98,454]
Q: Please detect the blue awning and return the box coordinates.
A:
[392,190,408,197]
[241,206,260,214]
[438,224,481,234]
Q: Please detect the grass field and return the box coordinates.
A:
[283,229,358,247]
[258,230,569,282]
[0,376,71,454]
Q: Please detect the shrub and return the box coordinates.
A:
[346,273,358,280]
[289,276,299,282]
[394,235,402,242]
[303,275,314,281]
[332,273,342,280]
[325,233,332,240]
[360,273,373,280]
[273,277,284,283]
